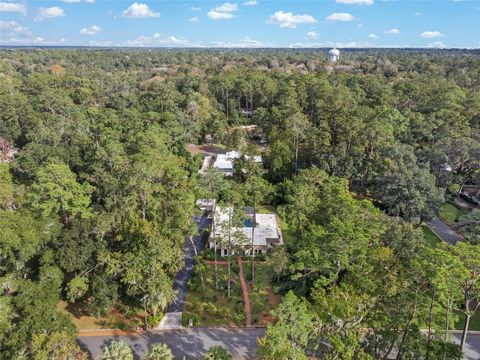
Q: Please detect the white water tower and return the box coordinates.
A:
[328,48,340,62]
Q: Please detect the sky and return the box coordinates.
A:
[0,0,479,48]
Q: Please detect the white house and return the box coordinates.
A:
[209,207,283,256]
[212,151,262,177]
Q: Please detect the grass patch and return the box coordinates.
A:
[422,225,442,247]
[58,301,143,330]
[184,260,279,326]
[439,203,460,224]
[453,311,480,331]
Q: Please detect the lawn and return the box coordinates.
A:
[422,225,442,247]
[453,311,480,331]
[439,202,471,225]
[439,203,460,224]
[183,260,279,326]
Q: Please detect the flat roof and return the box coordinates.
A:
[212,207,281,246]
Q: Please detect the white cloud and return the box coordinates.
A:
[326,13,354,22]
[336,0,373,5]
[385,28,401,34]
[243,0,258,5]
[191,6,201,11]
[62,0,80,3]
[288,40,374,48]
[189,16,199,22]
[123,33,188,47]
[427,41,446,48]
[35,7,65,21]
[215,2,238,12]
[207,2,238,20]
[268,11,316,28]
[80,25,101,35]
[304,31,318,40]
[208,11,234,20]
[0,20,31,36]
[420,31,444,38]
[122,2,160,18]
[0,2,26,14]
[368,33,378,39]
[1,35,66,46]
[85,0,95,3]
[414,12,421,16]
[357,23,363,28]
[210,37,270,48]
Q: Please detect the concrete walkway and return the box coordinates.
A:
[427,217,463,245]
[237,257,252,327]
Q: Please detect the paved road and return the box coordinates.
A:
[453,333,480,360]
[167,214,210,313]
[78,328,265,359]
[427,217,463,245]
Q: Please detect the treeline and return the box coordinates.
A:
[0,48,479,359]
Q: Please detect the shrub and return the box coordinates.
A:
[100,340,133,360]
[145,343,174,360]
[203,346,233,360]
[182,312,199,326]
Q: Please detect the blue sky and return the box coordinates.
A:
[0,0,479,48]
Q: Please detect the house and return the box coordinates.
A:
[212,151,262,177]
[196,199,216,212]
[209,207,283,256]
[460,185,480,206]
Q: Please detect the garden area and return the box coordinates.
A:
[183,259,280,327]
[58,301,162,331]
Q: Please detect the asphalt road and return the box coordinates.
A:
[78,328,265,360]
[167,214,210,313]
[427,217,463,245]
[453,333,480,360]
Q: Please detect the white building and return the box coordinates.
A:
[209,207,283,256]
[213,151,262,177]
[328,48,340,62]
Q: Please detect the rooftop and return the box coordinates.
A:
[212,207,281,247]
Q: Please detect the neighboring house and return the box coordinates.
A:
[460,185,480,206]
[209,206,283,256]
[213,151,262,177]
[196,198,216,212]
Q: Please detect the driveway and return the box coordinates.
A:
[167,214,210,313]
[427,217,463,245]
[78,328,265,360]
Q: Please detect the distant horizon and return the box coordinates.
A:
[1,45,479,51]
[1,1,479,49]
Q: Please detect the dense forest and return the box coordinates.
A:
[0,48,479,359]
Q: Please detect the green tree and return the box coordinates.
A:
[29,162,93,226]
[258,291,314,360]
[457,209,480,244]
[145,343,174,360]
[203,345,233,360]
[100,340,133,360]
[450,242,480,350]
